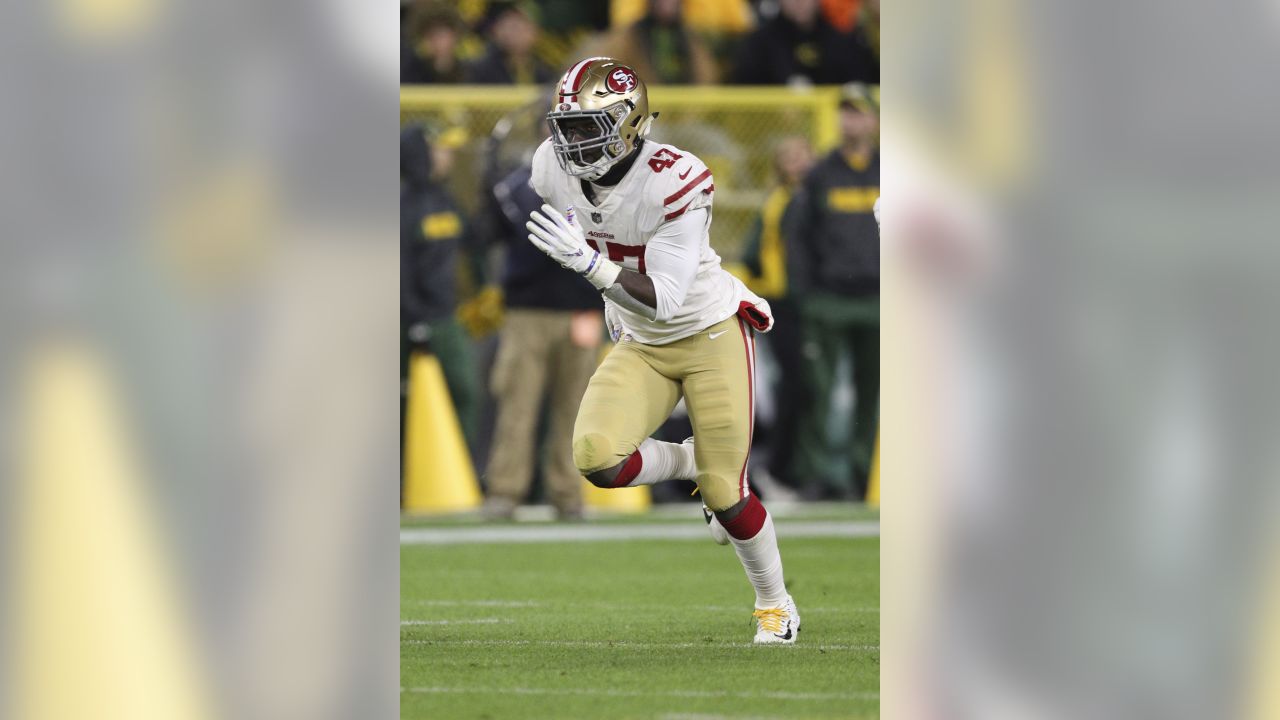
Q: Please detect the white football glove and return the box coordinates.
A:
[526,204,621,290]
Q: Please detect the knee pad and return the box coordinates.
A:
[573,433,618,478]
[696,472,740,512]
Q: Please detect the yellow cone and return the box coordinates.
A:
[1250,539,1280,720]
[403,352,481,512]
[582,480,651,514]
[865,428,880,508]
[16,341,211,720]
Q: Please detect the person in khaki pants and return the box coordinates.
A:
[485,309,601,518]
[481,164,603,520]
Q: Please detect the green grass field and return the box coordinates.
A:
[401,508,879,719]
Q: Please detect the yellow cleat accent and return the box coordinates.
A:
[752,607,787,634]
[751,595,800,644]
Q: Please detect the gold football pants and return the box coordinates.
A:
[572,314,756,511]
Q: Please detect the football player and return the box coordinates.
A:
[525,57,799,644]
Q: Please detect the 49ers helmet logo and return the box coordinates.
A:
[605,67,637,93]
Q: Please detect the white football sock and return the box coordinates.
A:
[625,438,696,486]
[728,511,789,608]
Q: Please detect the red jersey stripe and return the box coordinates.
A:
[737,317,756,498]
[663,168,712,206]
[664,199,695,221]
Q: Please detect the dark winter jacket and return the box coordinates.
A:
[785,149,880,297]
[730,14,878,86]
[491,165,602,311]
[402,126,467,323]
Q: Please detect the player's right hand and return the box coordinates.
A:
[527,204,621,290]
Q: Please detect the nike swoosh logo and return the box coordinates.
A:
[678,167,691,180]
[708,330,727,339]
[774,628,793,640]
[702,508,714,525]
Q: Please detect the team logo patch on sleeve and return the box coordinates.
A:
[606,67,637,93]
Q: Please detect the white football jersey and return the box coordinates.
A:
[531,138,751,345]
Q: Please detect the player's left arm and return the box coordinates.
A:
[605,268,657,312]
[601,208,705,321]
[525,203,704,321]
[601,149,715,319]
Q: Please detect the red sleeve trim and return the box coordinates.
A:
[664,199,694,221]
[663,168,713,206]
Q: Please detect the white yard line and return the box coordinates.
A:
[400,520,878,545]
[685,605,878,614]
[399,618,511,626]
[405,599,877,614]
[658,714,791,720]
[403,501,875,524]
[401,685,879,702]
[410,599,543,608]
[402,638,878,652]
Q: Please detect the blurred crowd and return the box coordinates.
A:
[402,0,879,515]
[401,0,878,87]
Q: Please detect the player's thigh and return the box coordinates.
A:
[682,316,756,511]
[573,342,680,473]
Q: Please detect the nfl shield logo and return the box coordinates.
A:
[591,212,603,223]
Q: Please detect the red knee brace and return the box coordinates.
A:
[610,450,644,488]
[719,493,767,540]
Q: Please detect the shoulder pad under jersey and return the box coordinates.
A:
[636,143,715,234]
